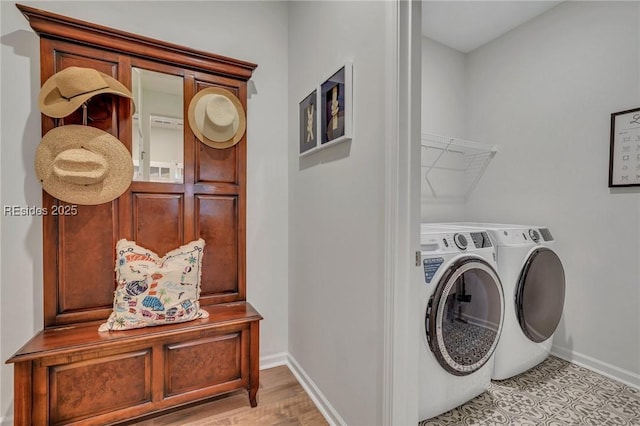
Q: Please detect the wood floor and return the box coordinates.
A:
[130,366,329,425]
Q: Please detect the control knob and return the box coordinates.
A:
[529,229,540,243]
[453,233,468,250]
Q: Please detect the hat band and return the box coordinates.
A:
[61,85,110,101]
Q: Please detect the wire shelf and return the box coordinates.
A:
[421,133,498,201]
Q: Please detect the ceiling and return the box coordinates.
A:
[422,1,562,53]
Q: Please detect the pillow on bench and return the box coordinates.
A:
[99,239,208,332]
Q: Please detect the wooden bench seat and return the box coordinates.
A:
[6,302,262,426]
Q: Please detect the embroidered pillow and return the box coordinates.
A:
[99,239,208,332]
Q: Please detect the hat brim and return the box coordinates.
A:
[39,71,134,119]
[35,125,133,205]
[187,87,246,149]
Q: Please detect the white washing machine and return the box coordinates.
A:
[418,224,504,420]
[442,223,566,380]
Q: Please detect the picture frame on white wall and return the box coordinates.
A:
[609,107,640,187]
[299,89,318,156]
[319,62,352,148]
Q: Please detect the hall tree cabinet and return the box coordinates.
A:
[6,5,263,425]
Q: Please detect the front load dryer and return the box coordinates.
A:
[418,224,504,421]
[442,223,566,380]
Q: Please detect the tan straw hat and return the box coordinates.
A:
[39,66,133,118]
[187,87,246,149]
[35,125,133,205]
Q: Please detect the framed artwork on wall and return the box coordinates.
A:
[299,89,318,156]
[320,63,352,148]
[609,107,640,187]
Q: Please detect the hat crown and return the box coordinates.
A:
[53,148,109,185]
[36,125,133,205]
[55,67,109,100]
[206,95,236,127]
[200,94,239,142]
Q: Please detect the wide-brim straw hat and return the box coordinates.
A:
[35,125,133,205]
[39,66,134,118]
[187,87,246,149]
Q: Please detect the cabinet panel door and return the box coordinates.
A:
[164,331,245,397]
[58,203,118,313]
[49,350,151,424]
[195,195,240,301]
[133,193,184,256]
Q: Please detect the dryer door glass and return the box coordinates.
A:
[426,257,504,376]
[516,248,565,343]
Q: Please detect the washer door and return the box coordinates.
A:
[515,247,565,343]
[426,257,504,376]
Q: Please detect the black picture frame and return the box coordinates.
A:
[609,107,640,187]
[299,89,318,155]
[320,63,352,147]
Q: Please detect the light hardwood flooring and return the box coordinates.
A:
[131,365,329,425]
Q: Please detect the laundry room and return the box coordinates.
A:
[420,0,640,424]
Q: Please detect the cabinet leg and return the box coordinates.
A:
[248,320,259,408]
[249,387,258,408]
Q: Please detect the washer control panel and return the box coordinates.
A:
[420,230,496,285]
[421,231,493,253]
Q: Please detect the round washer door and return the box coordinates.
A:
[515,247,565,343]
[426,257,504,376]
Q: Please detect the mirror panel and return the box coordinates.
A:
[132,68,184,183]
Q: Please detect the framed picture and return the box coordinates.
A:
[299,89,318,156]
[609,107,640,187]
[320,63,352,147]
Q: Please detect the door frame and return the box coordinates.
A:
[382,0,422,425]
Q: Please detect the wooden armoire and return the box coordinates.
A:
[6,5,263,425]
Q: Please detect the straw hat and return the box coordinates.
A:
[39,66,133,118]
[35,125,133,205]
[187,87,246,149]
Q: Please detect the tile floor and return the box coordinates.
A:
[419,356,640,425]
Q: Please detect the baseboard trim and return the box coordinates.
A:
[259,352,288,370]
[286,354,347,426]
[551,345,640,390]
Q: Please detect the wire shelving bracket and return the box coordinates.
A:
[421,133,498,201]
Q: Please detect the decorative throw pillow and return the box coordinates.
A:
[99,238,208,332]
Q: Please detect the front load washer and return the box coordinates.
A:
[418,224,504,420]
[441,223,566,380]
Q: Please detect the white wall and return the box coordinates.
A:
[144,89,183,165]
[0,1,289,422]
[421,37,468,222]
[149,128,183,164]
[421,37,467,139]
[287,2,389,424]
[462,1,640,384]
